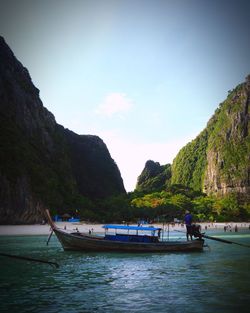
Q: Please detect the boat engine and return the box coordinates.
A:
[191,224,202,239]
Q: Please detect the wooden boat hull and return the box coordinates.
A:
[53,228,204,252]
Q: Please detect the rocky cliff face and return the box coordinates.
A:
[138,77,249,200]
[0,36,125,224]
[171,76,250,200]
[136,160,171,193]
[203,76,250,198]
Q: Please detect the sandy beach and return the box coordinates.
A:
[0,221,249,236]
[0,222,103,236]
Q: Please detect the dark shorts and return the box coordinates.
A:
[186,225,193,234]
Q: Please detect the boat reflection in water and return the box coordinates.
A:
[46,210,204,253]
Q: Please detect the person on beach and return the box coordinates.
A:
[184,210,193,241]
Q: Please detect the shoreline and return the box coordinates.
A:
[0,222,249,236]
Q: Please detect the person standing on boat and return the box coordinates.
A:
[184,210,193,241]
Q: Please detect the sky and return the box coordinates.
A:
[0,0,249,191]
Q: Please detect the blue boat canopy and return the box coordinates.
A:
[102,224,162,231]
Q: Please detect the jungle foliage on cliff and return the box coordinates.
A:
[79,183,250,223]
[129,185,250,223]
[171,76,249,196]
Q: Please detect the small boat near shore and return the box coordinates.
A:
[45,210,204,252]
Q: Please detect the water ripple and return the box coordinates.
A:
[0,234,250,312]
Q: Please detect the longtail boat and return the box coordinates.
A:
[45,210,204,252]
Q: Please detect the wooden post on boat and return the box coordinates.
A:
[46,229,54,245]
[45,209,59,245]
[45,209,57,230]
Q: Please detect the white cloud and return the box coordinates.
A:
[95,92,133,117]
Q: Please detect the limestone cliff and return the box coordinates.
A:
[171,76,250,200]
[136,160,171,193]
[203,76,249,198]
[0,36,125,224]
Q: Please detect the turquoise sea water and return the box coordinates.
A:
[0,230,250,313]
